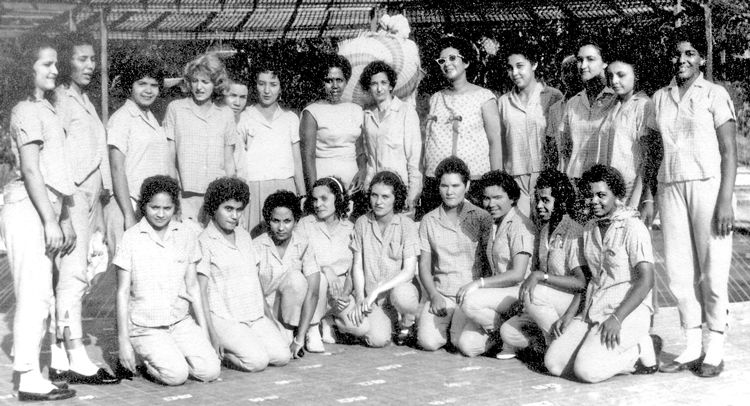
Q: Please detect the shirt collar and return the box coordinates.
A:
[205,221,238,249]
[438,200,479,225]
[137,217,181,245]
[58,85,92,110]
[248,103,283,123]
[497,206,519,230]
[667,71,707,90]
[365,96,404,118]
[184,97,222,119]
[123,99,158,129]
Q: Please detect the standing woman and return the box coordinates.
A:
[236,64,306,235]
[0,36,77,401]
[105,56,175,256]
[600,53,654,209]
[648,30,737,378]
[344,171,421,347]
[421,36,501,215]
[360,61,422,214]
[300,55,365,194]
[498,44,563,217]
[297,177,354,350]
[53,32,119,385]
[254,191,322,357]
[560,42,618,182]
[164,53,237,224]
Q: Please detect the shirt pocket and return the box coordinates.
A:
[387,239,403,261]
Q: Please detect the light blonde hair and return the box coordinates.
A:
[182,53,229,97]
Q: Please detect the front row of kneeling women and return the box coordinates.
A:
[114,155,658,386]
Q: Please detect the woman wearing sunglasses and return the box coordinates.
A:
[420,36,501,217]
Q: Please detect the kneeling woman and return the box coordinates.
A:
[544,164,659,383]
[254,191,321,358]
[197,178,291,372]
[341,171,420,347]
[115,176,220,386]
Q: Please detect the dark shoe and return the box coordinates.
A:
[394,327,413,346]
[18,387,76,402]
[51,382,69,390]
[695,360,724,378]
[64,368,121,385]
[48,369,69,383]
[659,354,704,373]
[114,361,135,381]
[633,334,663,375]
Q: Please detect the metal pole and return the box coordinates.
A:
[100,9,109,124]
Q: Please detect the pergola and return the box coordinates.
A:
[0,0,724,120]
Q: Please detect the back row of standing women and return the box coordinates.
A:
[2,26,735,402]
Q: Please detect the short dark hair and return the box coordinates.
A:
[581,164,627,200]
[202,177,250,220]
[16,34,58,104]
[535,169,576,216]
[253,61,288,88]
[672,26,708,57]
[56,32,96,85]
[359,60,398,91]
[304,176,350,219]
[506,42,538,65]
[118,55,166,93]
[435,156,470,185]
[439,36,478,66]
[138,175,181,218]
[369,171,407,214]
[321,54,352,82]
[577,39,607,62]
[479,170,520,205]
[263,190,302,224]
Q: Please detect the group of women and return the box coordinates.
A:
[0,26,735,402]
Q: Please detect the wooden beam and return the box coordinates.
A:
[281,0,303,39]
[100,8,109,124]
[704,0,713,81]
[144,11,171,31]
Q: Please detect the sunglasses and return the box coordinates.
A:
[435,54,464,66]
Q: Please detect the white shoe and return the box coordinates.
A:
[321,318,336,344]
[306,326,325,353]
[496,344,517,360]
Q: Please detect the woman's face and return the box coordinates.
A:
[312,185,337,221]
[506,54,537,91]
[577,45,606,83]
[607,61,636,99]
[131,76,160,109]
[439,173,467,209]
[70,44,95,87]
[34,48,58,93]
[190,72,214,103]
[368,72,393,104]
[535,187,556,223]
[225,83,248,116]
[673,41,703,83]
[589,181,617,218]
[370,182,395,218]
[324,67,346,103]
[438,47,468,82]
[269,207,296,244]
[144,192,175,232]
[213,199,244,233]
[256,72,281,108]
[482,185,514,220]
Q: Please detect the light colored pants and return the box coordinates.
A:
[417,295,470,352]
[211,315,290,372]
[544,304,651,383]
[513,172,540,218]
[658,177,733,332]
[56,170,104,340]
[130,317,220,386]
[0,182,61,371]
[267,270,326,327]
[241,178,296,237]
[335,283,419,348]
[503,284,576,348]
[458,287,519,357]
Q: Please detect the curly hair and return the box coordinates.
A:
[438,36,478,67]
[359,60,397,92]
[14,34,58,104]
[202,177,250,220]
[320,54,352,82]
[138,175,181,218]
[118,55,166,94]
[535,169,576,217]
[672,26,707,57]
[263,190,302,224]
[479,170,520,205]
[55,32,96,86]
[435,156,470,185]
[304,176,350,220]
[581,164,627,200]
[369,171,407,214]
[183,53,229,98]
[253,61,288,88]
